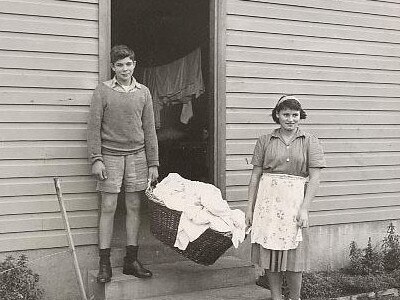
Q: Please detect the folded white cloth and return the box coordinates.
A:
[152,173,246,250]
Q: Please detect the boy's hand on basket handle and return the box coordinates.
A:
[148,166,159,184]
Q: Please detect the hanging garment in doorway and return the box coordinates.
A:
[143,47,205,128]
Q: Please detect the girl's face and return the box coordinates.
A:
[276,108,301,131]
[111,56,136,86]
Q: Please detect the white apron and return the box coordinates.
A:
[251,173,306,250]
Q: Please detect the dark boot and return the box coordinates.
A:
[256,274,269,289]
[97,248,112,283]
[122,245,152,278]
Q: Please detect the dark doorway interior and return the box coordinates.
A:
[111,0,212,183]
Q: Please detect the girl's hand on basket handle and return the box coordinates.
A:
[148,166,159,184]
[245,209,253,228]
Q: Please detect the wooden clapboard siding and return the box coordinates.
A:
[226,179,400,201]
[240,0,400,18]
[227,109,400,124]
[228,32,400,58]
[0,141,87,160]
[1,32,98,55]
[0,211,98,234]
[0,194,98,215]
[226,139,400,154]
[227,1,400,31]
[0,159,91,178]
[0,124,87,141]
[227,48,400,72]
[228,16,400,45]
[227,165,400,186]
[0,105,89,123]
[228,62,400,85]
[1,0,98,20]
[227,153,400,170]
[0,229,98,253]
[225,0,400,226]
[0,14,98,37]
[1,69,97,89]
[0,176,96,198]
[227,124,400,139]
[0,50,98,72]
[0,87,92,105]
[0,0,99,252]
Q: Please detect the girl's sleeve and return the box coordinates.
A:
[308,135,327,168]
[251,135,266,167]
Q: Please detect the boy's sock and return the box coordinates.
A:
[125,245,138,261]
[97,248,112,283]
[99,248,111,260]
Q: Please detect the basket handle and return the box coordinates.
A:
[145,179,165,205]
[146,179,153,194]
[147,179,158,191]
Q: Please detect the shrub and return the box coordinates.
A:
[345,240,367,275]
[301,271,343,299]
[0,255,44,300]
[301,223,400,299]
[363,237,384,274]
[338,273,395,295]
[344,238,384,275]
[381,222,400,272]
[301,271,397,299]
[390,269,400,288]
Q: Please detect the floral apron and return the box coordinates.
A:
[251,173,306,250]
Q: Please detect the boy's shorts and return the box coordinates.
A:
[96,151,148,193]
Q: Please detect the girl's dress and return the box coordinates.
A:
[250,128,326,272]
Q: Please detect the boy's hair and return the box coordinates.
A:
[272,95,307,124]
[110,45,135,64]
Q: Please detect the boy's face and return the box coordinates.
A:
[111,56,136,85]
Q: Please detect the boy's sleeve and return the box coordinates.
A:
[142,87,159,167]
[87,85,104,164]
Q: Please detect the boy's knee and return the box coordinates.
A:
[125,199,141,213]
[101,193,118,213]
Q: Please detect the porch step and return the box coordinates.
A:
[107,240,188,267]
[88,256,259,300]
[136,284,270,300]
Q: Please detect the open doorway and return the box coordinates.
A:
[111,0,213,183]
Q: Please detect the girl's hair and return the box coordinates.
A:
[110,45,135,64]
[272,95,307,124]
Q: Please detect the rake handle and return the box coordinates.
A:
[54,177,88,300]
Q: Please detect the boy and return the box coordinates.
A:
[87,45,159,283]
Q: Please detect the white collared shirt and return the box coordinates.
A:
[103,76,142,93]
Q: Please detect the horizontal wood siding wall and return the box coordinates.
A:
[0,0,99,252]
[225,0,400,226]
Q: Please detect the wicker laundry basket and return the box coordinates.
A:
[145,186,233,266]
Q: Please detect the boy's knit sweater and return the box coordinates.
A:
[87,82,159,167]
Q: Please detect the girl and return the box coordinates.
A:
[246,95,326,300]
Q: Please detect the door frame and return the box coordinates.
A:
[210,0,227,196]
[98,0,227,196]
